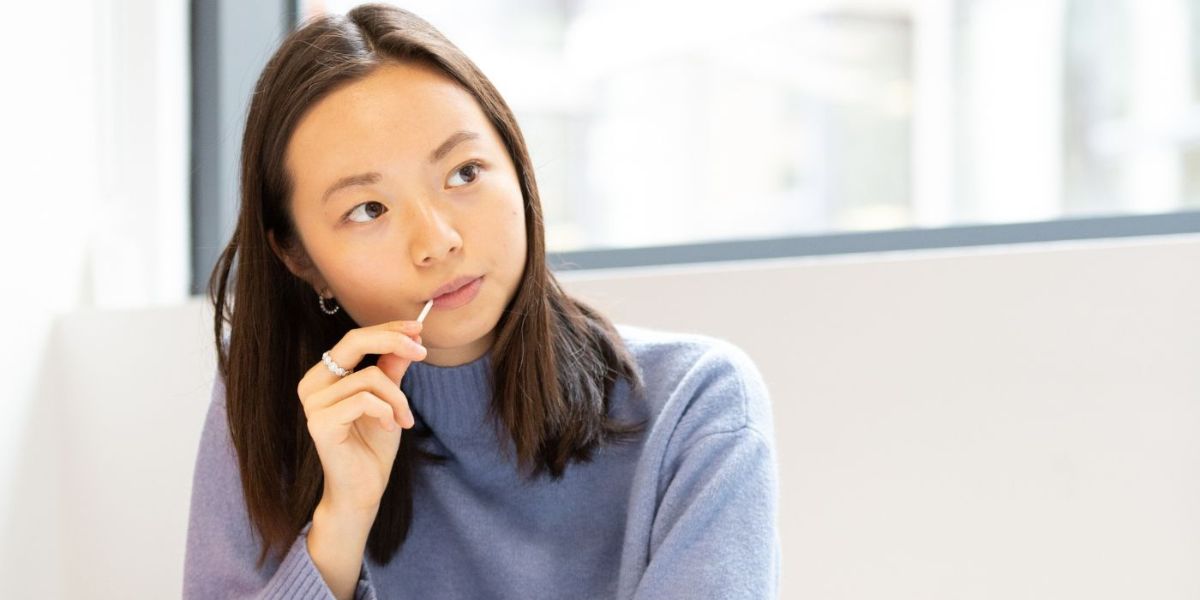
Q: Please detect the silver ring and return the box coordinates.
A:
[322,351,352,377]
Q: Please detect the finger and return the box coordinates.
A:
[376,331,425,389]
[304,365,415,427]
[309,391,396,445]
[299,321,425,395]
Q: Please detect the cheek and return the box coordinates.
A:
[332,258,384,293]
[482,185,524,243]
[504,197,525,242]
[480,193,526,273]
[508,206,527,266]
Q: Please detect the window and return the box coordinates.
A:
[301,0,1200,242]
[190,0,1200,292]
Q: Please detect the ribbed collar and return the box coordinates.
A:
[399,350,495,441]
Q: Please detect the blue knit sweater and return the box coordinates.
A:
[183,323,780,598]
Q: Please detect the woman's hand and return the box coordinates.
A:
[296,319,428,516]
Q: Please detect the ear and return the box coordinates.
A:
[268,228,328,292]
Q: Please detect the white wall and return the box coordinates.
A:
[4,233,1197,598]
[566,233,1200,598]
[0,0,189,597]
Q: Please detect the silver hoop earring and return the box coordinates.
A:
[317,291,340,315]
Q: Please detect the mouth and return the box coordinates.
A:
[429,275,484,309]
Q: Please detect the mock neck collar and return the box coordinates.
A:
[400,350,495,441]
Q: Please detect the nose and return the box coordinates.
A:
[409,198,462,265]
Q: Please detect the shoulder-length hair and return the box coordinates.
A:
[207,2,646,569]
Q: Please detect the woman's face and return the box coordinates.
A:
[271,61,527,367]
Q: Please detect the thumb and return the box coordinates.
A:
[378,333,421,386]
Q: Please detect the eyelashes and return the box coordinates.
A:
[342,160,487,225]
[344,200,387,224]
[447,160,483,187]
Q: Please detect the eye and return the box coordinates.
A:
[344,200,388,224]
[448,160,484,188]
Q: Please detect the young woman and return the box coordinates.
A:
[183,4,780,599]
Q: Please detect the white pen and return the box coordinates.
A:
[416,298,434,323]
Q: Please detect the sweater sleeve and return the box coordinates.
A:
[632,425,782,599]
[182,370,379,600]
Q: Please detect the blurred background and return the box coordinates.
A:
[2,0,1198,597]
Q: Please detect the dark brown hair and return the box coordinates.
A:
[207,3,646,569]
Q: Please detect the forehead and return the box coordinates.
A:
[284,62,489,181]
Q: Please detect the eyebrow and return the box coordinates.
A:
[430,130,480,164]
[320,130,482,205]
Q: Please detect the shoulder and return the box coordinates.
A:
[613,323,774,445]
[213,334,231,411]
[202,358,231,452]
[201,366,232,451]
[210,367,228,410]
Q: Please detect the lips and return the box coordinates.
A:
[430,275,482,300]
